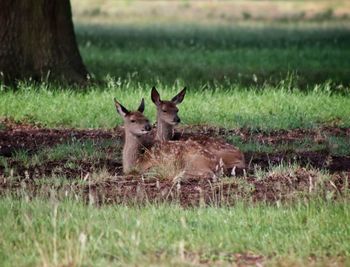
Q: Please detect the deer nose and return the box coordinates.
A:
[174,117,181,123]
[145,125,151,131]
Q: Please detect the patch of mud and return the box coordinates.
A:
[247,150,350,173]
[177,124,350,144]
[1,120,349,206]
[1,159,122,179]
[0,119,122,157]
[1,121,350,175]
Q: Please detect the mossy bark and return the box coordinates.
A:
[0,0,88,85]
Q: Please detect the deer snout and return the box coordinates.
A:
[174,116,181,124]
[145,124,152,131]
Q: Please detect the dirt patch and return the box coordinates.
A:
[1,159,122,179]
[2,169,349,206]
[87,169,349,206]
[0,119,122,157]
[177,124,350,144]
[1,123,349,175]
[1,121,350,174]
[247,150,350,173]
[1,121,349,206]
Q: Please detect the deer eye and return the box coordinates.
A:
[162,110,167,113]
[130,120,136,123]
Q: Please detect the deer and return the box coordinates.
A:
[114,98,223,179]
[151,87,246,175]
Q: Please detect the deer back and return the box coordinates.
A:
[138,139,223,179]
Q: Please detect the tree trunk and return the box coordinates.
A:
[0,0,89,85]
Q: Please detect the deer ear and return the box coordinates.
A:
[171,87,186,105]
[114,98,129,117]
[151,86,161,106]
[137,98,145,113]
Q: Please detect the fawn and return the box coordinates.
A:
[114,98,222,179]
[151,87,246,175]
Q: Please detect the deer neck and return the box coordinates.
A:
[123,131,143,173]
[156,117,174,142]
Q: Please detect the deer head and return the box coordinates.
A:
[114,98,151,137]
[151,86,186,141]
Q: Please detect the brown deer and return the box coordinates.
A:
[151,87,246,175]
[114,98,222,179]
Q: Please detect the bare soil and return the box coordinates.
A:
[1,120,349,206]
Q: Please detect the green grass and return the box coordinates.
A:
[0,197,349,266]
[1,83,350,130]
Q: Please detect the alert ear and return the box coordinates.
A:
[171,87,186,105]
[114,98,129,117]
[151,86,161,106]
[137,98,145,113]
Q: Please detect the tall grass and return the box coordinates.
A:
[0,197,349,266]
[1,82,349,130]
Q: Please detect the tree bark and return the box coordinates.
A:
[0,0,89,84]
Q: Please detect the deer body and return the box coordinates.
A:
[156,115,174,142]
[115,98,222,179]
[141,140,221,178]
[123,129,144,173]
[151,87,246,174]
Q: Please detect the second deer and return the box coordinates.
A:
[151,87,246,175]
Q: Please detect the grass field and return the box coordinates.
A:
[1,1,350,266]
[0,198,349,266]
